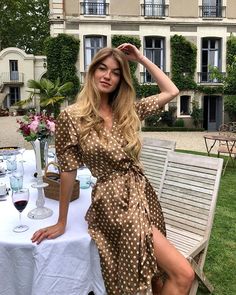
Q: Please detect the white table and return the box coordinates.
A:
[0,151,105,295]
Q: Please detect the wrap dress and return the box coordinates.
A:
[55,95,166,295]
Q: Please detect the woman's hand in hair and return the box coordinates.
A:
[117,43,143,63]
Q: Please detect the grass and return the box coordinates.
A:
[177,150,236,295]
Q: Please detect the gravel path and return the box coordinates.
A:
[0,116,219,154]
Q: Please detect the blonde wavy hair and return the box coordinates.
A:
[76,47,141,161]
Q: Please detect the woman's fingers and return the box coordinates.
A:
[117,43,142,62]
[31,224,65,244]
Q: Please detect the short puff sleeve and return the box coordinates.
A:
[55,110,84,172]
[135,95,160,121]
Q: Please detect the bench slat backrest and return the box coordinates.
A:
[159,151,223,242]
[140,138,176,193]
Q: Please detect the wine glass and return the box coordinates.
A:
[19,148,26,163]
[11,188,29,233]
[10,161,24,192]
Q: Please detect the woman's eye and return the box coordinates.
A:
[113,71,120,76]
[98,66,106,71]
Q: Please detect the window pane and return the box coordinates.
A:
[9,87,20,105]
[180,96,190,115]
[84,36,106,70]
[202,39,208,48]
[154,39,161,48]
[145,38,153,48]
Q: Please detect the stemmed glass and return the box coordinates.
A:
[19,148,26,163]
[11,188,29,233]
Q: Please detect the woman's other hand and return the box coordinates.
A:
[31,222,66,244]
[117,43,143,63]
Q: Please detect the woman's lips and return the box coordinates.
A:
[100,81,111,87]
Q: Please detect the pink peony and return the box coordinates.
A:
[47,120,55,133]
[29,120,39,132]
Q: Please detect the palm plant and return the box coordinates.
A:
[16,78,74,117]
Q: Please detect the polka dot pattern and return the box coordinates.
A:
[56,96,166,294]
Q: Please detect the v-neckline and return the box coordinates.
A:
[104,118,115,134]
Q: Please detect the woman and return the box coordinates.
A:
[31,43,194,295]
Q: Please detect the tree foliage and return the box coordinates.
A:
[224,95,236,121]
[0,0,49,54]
[17,78,74,117]
[44,34,80,99]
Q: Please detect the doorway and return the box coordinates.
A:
[203,95,222,131]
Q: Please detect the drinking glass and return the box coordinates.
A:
[78,174,91,189]
[6,155,17,174]
[10,161,24,191]
[11,188,29,233]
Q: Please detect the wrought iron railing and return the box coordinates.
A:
[198,72,225,83]
[200,5,226,18]
[141,4,168,17]
[80,2,109,15]
[140,71,169,84]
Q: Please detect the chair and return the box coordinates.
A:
[217,123,236,173]
[158,151,223,295]
[140,137,176,193]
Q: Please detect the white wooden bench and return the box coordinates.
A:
[140,137,176,193]
[158,151,223,295]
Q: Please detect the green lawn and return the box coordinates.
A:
[177,150,236,295]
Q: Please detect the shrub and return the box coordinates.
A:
[174,118,185,127]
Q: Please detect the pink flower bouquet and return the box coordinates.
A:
[17,112,56,142]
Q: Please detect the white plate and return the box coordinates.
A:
[0,147,21,156]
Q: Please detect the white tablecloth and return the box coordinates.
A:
[0,151,106,295]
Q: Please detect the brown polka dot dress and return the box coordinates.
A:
[56,95,166,295]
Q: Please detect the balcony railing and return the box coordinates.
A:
[200,5,226,18]
[198,72,225,84]
[141,4,168,18]
[140,71,169,84]
[0,72,24,85]
[80,2,109,16]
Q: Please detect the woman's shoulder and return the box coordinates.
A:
[59,102,81,119]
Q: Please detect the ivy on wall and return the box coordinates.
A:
[224,34,236,95]
[170,34,197,91]
[197,85,223,95]
[44,33,80,100]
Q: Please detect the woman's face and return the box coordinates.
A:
[94,56,121,96]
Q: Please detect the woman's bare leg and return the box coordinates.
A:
[152,226,195,295]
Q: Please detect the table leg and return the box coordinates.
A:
[204,137,217,156]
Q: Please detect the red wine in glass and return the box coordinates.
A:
[12,188,29,233]
[14,200,28,212]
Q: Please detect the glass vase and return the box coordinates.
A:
[28,138,53,219]
[30,138,49,171]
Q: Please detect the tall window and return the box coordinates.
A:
[201,38,221,82]
[202,0,222,17]
[144,0,165,17]
[9,87,20,105]
[84,0,106,15]
[144,37,164,82]
[180,96,190,115]
[9,60,19,81]
[84,36,107,70]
